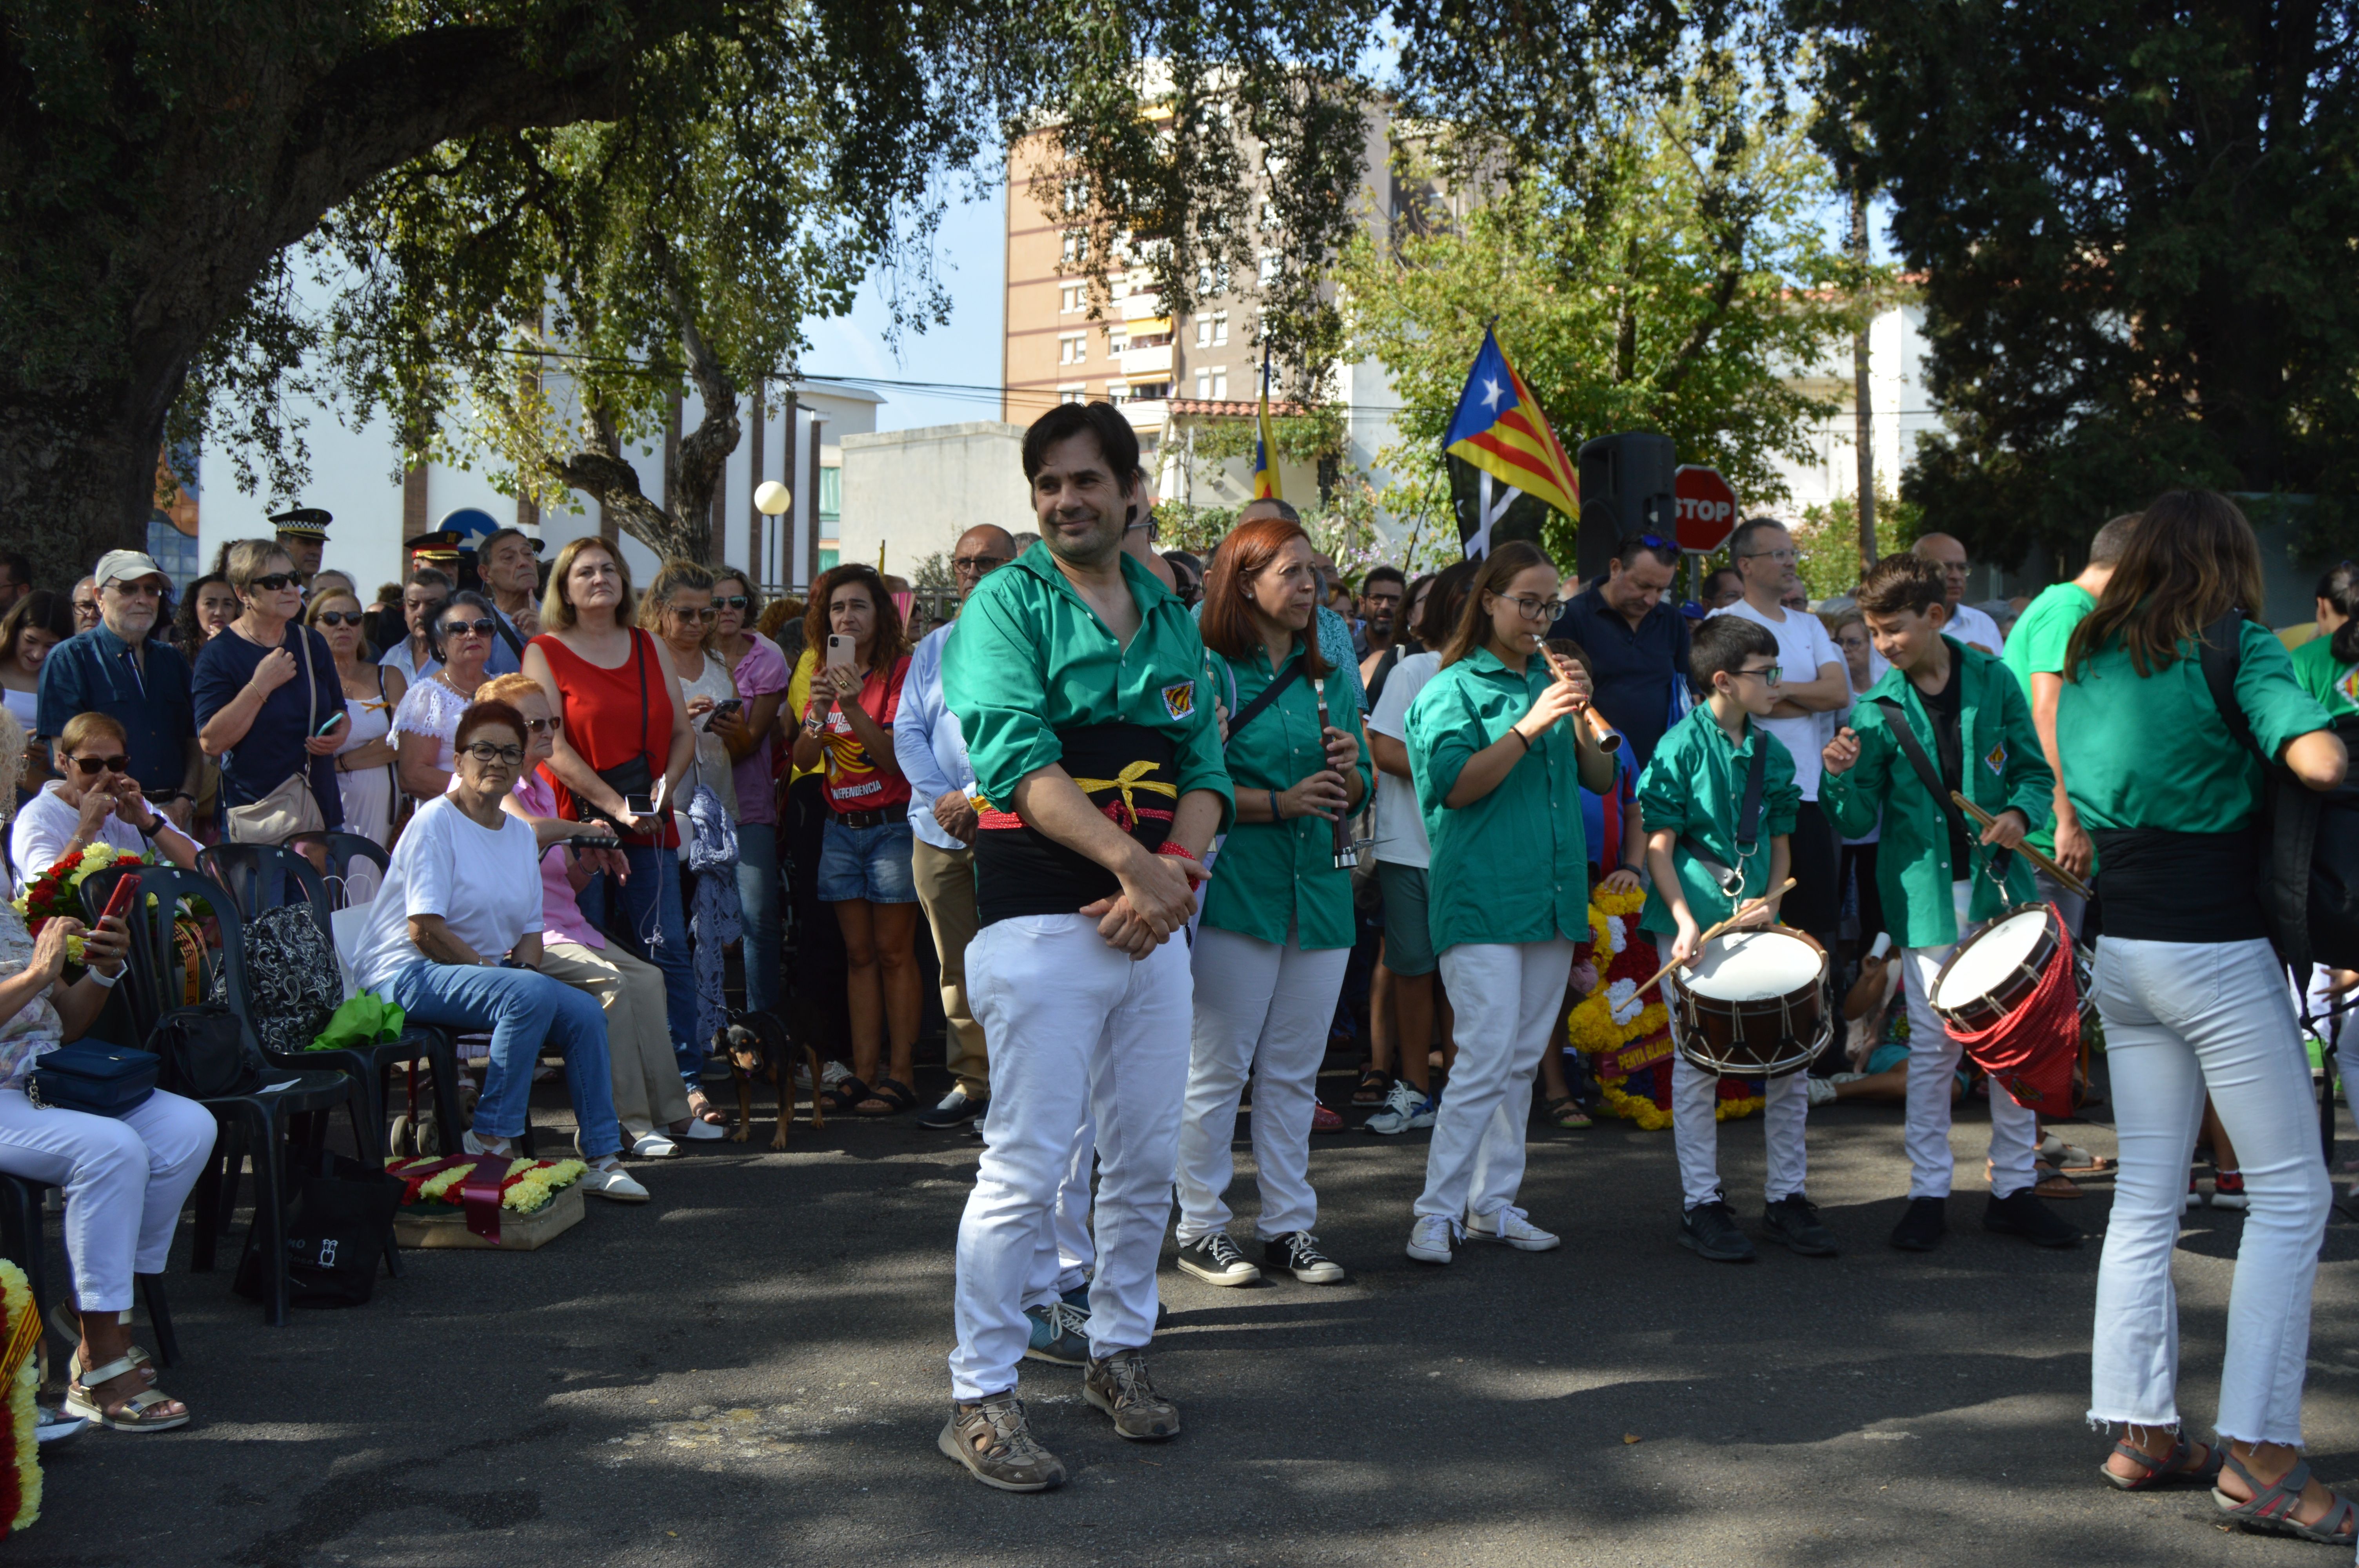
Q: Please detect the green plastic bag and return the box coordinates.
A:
[310,991,407,1051]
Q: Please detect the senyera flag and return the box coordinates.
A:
[1250,350,1282,501]
[1443,328,1579,556]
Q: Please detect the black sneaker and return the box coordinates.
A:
[1262,1231,1345,1284]
[1175,1232,1261,1286]
[1889,1195,1948,1252]
[1983,1188,2083,1249]
[917,1086,988,1130]
[1678,1200,1756,1263]
[1762,1194,1839,1256]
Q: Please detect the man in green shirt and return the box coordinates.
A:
[938,401,1232,1493]
[2001,512,2137,933]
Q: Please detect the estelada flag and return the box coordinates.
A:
[1249,351,1281,501]
[1443,328,1579,520]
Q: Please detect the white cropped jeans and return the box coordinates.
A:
[2088,936,2329,1444]
[1176,926,1350,1243]
[1901,881,2038,1200]
[0,1087,215,1312]
[950,915,1190,1402]
[1415,940,1574,1227]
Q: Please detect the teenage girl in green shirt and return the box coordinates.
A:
[2290,561,2359,720]
[1172,517,1369,1291]
[1401,541,1617,1266]
[2059,490,2350,1537]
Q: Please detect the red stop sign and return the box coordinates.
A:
[1674,466,1739,553]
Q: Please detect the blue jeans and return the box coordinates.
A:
[383,958,623,1160]
[735,822,781,1016]
[589,843,699,1081]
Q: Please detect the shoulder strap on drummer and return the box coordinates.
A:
[1735,723,1767,851]
[1874,695,2010,882]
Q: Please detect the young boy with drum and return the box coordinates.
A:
[1639,615,1827,1262]
[1819,554,2080,1254]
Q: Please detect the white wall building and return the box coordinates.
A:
[837,422,1035,577]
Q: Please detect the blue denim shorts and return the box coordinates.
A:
[819,817,918,904]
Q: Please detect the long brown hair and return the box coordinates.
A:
[2064,489,2266,680]
[0,590,76,668]
[1439,541,1554,668]
[1199,515,1331,676]
[802,564,909,666]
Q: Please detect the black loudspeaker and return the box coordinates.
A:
[1578,432,1676,585]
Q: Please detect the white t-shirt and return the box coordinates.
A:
[350,794,544,992]
[1366,650,1441,868]
[7,781,196,896]
[1710,599,1845,802]
[1946,602,2006,656]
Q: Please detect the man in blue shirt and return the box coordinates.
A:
[1546,532,1690,766]
[36,550,201,829]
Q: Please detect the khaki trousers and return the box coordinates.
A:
[911,836,989,1097]
[538,939,692,1144]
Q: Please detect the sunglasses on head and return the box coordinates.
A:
[249,573,298,593]
[69,755,129,775]
[315,611,365,627]
[441,618,498,637]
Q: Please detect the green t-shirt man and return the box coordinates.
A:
[2290,632,2359,719]
[2001,581,2095,861]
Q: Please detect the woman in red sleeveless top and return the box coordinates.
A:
[522,539,720,1123]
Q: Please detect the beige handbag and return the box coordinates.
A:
[223,626,330,844]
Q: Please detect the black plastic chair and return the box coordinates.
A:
[284,829,391,909]
[0,1174,179,1368]
[79,864,364,1325]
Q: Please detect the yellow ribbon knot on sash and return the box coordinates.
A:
[1070,760,1178,830]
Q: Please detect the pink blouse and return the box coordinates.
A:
[514,770,604,951]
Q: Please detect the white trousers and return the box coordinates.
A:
[950,915,1190,1401]
[1021,1109,1096,1311]
[2090,936,2329,1443]
[1901,882,2036,1198]
[0,1087,215,1312]
[1176,926,1350,1243]
[1416,940,1574,1225]
[1671,1053,1809,1209]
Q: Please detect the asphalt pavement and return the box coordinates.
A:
[14,1072,2359,1568]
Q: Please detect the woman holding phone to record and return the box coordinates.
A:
[193,539,348,842]
[520,539,708,1114]
[790,563,918,1117]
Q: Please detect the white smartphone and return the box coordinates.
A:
[825,633,854,670]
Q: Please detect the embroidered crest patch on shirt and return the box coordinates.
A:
[2338,664,2359,708]
[1162,681,1196,722]
[1983,739,2007,777]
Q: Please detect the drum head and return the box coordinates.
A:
[1934,908,2052,1009]
[1686,929,1824,1001]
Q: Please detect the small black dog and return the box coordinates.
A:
[715,1009,824,1149]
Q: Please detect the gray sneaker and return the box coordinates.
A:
[938,1393,1067,1491]
[1083,1351,1180,1440]
[1023,1299,1092,1364]
[1364,1077,1437,1135]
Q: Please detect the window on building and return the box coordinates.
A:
[1106,383,1130,406]
[1260,200,1280,232]
[1060,283,1083,313]
[1194,369,1212,399]
[1108,328,1129,355]
[1062,178,1089,214]
[819,466,841,523]
[1058,332,1087,365]
[1129,380,1171,402]
[1058,384,1086,405]
[1195,261,1231,297]
[818,548,840,573]
[1194,317,1212,348]
[1258,252,1281,285]
[1211,311,1228,345]
[1060,230,1089,268]
[1210,370,1227,400]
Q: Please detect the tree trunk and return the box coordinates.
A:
[1851,184,1877,571]
[546,305,742,566]
[0,396,178,592]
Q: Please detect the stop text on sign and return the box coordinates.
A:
[1673,465,1737,554]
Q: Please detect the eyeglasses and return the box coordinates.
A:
[952,555,1010,573]
[68,755,129,775]
[440,618,498,637]
[249,573,298,593]
[1495,592,1566,621]
[105,581,164,599]
[715,595,751,610]
[523,715,563,735]
[1731,664,1783,684]
[315,611,365,627]
[1739,548,1799,565]
[462,742,525,766]
[671,604,718,622]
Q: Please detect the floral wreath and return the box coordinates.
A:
[1568,883,1764,1127]
[9,842,156,971]
[386,1155,589,1216]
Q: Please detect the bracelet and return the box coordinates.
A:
[86,965,122,990]
[1155,841,1198,861]
[1269,789,1283,821]
[1510,728,1532,752]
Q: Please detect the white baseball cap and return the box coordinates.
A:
[91,549,170,589]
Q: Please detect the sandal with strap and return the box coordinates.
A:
[1352,1067,1392,1105]
[1546,1095,1592,1130]
[49,1305,154,1388]
[2214,1453,2359,1542]
[62,1354,189,1433]
[858,1077,918,1116]
[818,1075,872,1116]
[2102,1434,2223,1490]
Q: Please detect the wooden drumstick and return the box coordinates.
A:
[1949,791,2093,902]
[1636,877,1800,997]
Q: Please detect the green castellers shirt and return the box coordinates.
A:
[1198,646,1372,950]
[2000,581,2095,860]
[1634,703,1800,938]
[1819,637,2052,949]
[1403,648,1590,954]
[2290,633,2359,720]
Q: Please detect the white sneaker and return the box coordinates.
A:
[1407,1214,1455,1264]
[676,1117,727,1141]
[1806,1077,1837,1107]
[1364,1078,1437,1135]
[581,1162,650,1203]
[460,1130,513,1158]
[629,1132,680,1158]
[36,1406,85,1445]
[1465,1205,1560,1252]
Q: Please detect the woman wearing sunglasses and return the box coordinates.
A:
[8,711,198,895]
[391,590,502,805]
[193,539,348,843]
[307,588,405,876]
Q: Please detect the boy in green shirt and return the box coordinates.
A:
[1637,615,1827,1263]
[1821,554,2077,1256]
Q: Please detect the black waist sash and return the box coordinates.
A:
[974,724,1178,927]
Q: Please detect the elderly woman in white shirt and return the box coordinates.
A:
[9,711,198,895]
[0,707,212,1433]
[345,698,649,1202]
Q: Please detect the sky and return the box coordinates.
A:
[799,179,1009,432]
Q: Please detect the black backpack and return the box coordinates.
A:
[2197,613,2359,973]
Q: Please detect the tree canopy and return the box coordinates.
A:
[1808,0,2359,568]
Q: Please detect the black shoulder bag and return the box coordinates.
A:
[1222,655,1306,748]
[584,631,655,829]
[1874,695,2014,886]
[1687,731,1768,902]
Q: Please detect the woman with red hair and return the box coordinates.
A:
[1172,516,1370,1290]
